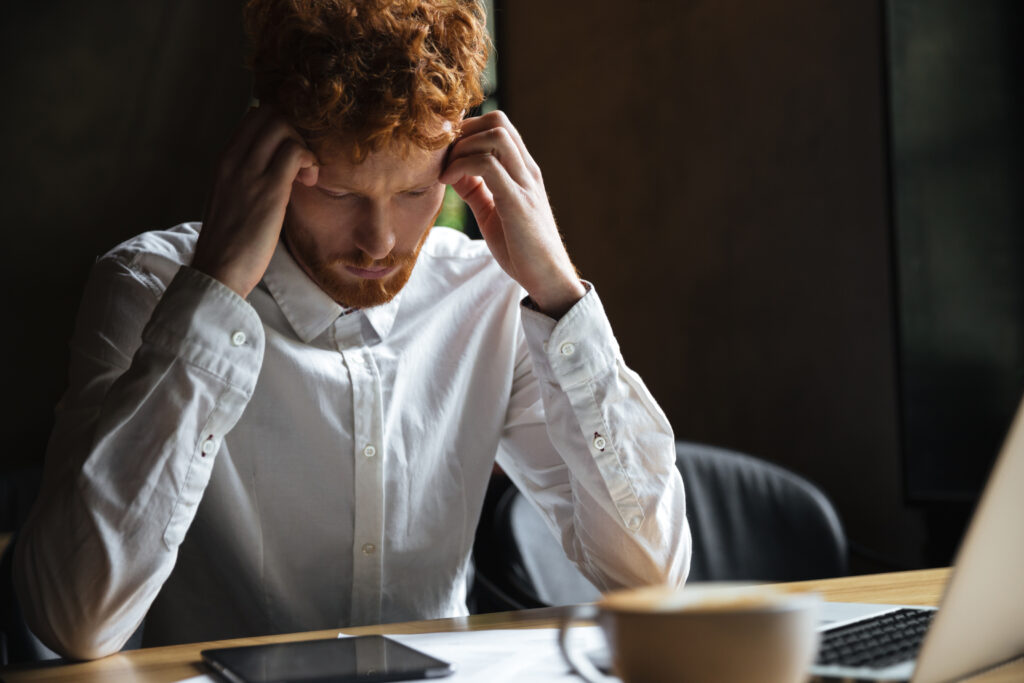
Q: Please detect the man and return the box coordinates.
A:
[14,0,690,660]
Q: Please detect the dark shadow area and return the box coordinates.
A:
[887,0,1024,564]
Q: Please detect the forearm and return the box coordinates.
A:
[14,265,263,659]
[501,286,691,591]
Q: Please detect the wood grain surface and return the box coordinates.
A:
[3,568,1022,683]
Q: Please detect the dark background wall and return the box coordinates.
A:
[500,1,924,572]
[3,1,1020,573]
[888,1,1024,506]
[1,1,250,472]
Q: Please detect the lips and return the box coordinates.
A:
[344,265,396,280]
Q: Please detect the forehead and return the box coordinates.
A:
[316,144,448,193]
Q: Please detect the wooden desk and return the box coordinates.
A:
[2,568,1021,683]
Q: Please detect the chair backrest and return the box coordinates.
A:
[468,475,555,612]
[676,441,847,582]
[507,491,602,606]
[469,441,848,611]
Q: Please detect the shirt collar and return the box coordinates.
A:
[261,241,403,343]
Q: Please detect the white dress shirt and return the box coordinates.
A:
[14,222,690,659]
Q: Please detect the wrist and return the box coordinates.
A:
[190,258,256,300]
[527,277,587,319]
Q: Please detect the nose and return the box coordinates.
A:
[352,203,395,261]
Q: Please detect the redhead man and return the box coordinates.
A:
[14,0,689,660]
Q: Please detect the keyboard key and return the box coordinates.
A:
[816,608,936,669]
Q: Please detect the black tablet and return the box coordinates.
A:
[202,635,454,683]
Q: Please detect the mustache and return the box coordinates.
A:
[322,250,406,270]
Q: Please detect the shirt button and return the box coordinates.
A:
[627,516,642,531]
[559,342,576,357]
[593,435,607,450]
[363,445,376,458]
[362,543,376,555]
[231,331,246,347]
[201,437,217,455]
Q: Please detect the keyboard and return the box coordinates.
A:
[816,608,936,669]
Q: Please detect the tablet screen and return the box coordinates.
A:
[202,635,453,683]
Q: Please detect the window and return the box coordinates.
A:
[436,0,500,237]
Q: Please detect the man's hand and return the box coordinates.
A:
[192,105,319,299]
[439,111,586,319]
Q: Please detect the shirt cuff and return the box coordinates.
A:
[520,281,619,390]
[141,266,265,395]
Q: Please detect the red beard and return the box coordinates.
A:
[283,222,431,308]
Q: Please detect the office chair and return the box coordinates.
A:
[676,440,847,581]
[469,441,848,612]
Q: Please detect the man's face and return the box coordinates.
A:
[283,144,448,308]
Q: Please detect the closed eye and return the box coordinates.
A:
[316,186,353,201]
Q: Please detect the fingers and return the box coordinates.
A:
[221,105,275,172]
[451,174,495,222]
[221,105,318,185]
[269,137,318,188]
[441,152,518,203]
[451,174,507,248]
[445,126,533,186]
[457,110,540,177]
[442,110,544,204]
[251,117,311,176]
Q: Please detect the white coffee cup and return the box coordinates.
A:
[559,583,822,683]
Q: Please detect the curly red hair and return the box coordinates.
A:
[244,0,489,162]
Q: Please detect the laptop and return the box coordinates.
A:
[809,394,1024,682]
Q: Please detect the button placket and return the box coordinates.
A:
[346,347,385,626]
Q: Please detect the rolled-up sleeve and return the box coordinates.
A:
[14,258,263,660]
[495,284,691,593]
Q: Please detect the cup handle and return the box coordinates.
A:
[558,604,613,683]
